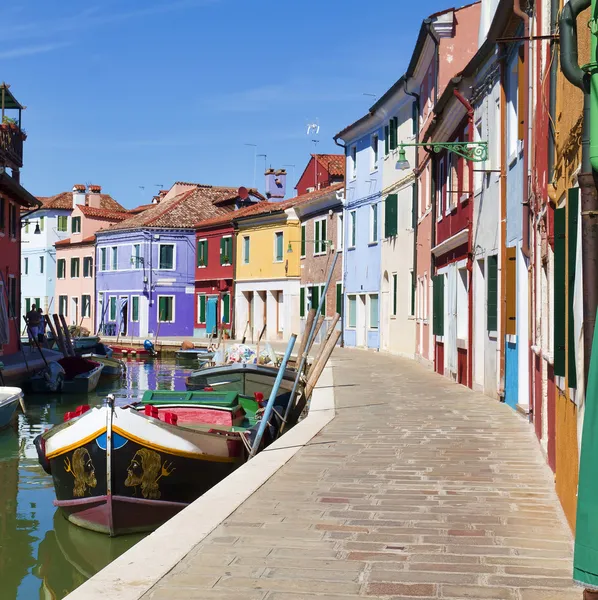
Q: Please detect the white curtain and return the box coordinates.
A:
[447,265,458,375]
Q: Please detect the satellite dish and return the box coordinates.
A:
[238,186,249,200]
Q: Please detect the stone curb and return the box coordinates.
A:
[64,363,336,600]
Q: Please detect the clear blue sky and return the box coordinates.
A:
[2,0,454,208]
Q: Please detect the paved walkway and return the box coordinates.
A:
[143,349,579,600]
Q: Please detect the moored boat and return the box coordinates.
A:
[82,353,125,377]
[72,336,101,351]
[0,387,23,429]
[175,348,215,361]
[31,357,104,394]
[34,389,291,536]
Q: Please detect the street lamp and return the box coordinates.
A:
[395,141,489,171]
[21,220,41,234]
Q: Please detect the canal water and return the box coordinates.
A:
[0,356,198,600]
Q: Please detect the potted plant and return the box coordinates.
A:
[223,255,230,264]
[222,328,230,340]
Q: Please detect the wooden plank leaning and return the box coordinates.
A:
[52,314,69,357]
[59,314,76,356]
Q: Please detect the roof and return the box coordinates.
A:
[36,191,125,212]
[234,183,344,222]
[195,202,268,229]
[103,185,252,233]
[55,234,95,247]
[313,155,345,177]
[128,204,154,214]
[0,83,24,110]
[77,206,131,221]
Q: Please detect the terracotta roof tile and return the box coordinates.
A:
[128,203,155,214]
[313,154,345,178]
[195,202,268,229]
[55,234,96,247]
[36,191,125,212]
[78,206,131,220]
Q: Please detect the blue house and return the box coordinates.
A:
[334,115,384,349]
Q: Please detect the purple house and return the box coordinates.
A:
[95,182,260,338]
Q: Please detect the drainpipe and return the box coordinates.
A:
[454,89,475,389]
[548,0,559,181]
[499,47,508,401]
[514,0,531,260]
[560,0,595,387]
[334,137,347,347]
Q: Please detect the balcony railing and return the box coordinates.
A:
[0,125,23,169]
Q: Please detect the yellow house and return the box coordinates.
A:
[234,198,302,343]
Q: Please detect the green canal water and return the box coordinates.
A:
[0,356,198,600]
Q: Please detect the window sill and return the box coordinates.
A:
[370,168,378,175]
[408,315,416,320]
[488,330,498,340]
[300,255,306,260]
[368,241,378,247]
[348,246,356,251]
[273,260,284,264]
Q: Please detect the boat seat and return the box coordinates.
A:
[141,390,240,409]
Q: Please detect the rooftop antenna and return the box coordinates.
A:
[363,93,377,101]
[257,153,267,174]
[306,118,320,136]
[244,143,258,188]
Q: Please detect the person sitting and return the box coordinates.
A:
[26,304,41,349]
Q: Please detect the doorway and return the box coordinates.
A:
[71,297,79,326]
[474,259,485,388]
[139,295,149,337]
[119,296,128,336]
[381,272,390,351]
[206,296,218,337]
[356,294,366,347]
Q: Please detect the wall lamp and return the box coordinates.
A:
[395,141,489,171]
[22,220,41,234]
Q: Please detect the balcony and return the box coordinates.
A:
[0,83,24,171]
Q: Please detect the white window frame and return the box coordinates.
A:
[351,145,357,180]
[59,295,68,317]
[100,247,107,271]
[368,293,379,330]
[243,235,250,264]
[197,238,208,269]
[369,203,378,244]
[313,217,326,256]
[446,153,453,216]
[130,295,140,322]
[109,295,117,321]
[337,213,343,252]
[221,235,232,266]
[300,224,306,259]
[273,231,284,263]
[83,256,93,278]
[111,246,118,271]
[197,293,206,324]
[349,210,357,248]
[371,133,379,171]
[157,295,176,323]
[71,257,80,279]
[81,294,91,318]
[158,243,176,271]
[347,294,357,329]
[132,243,142,269]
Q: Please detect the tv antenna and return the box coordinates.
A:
[306,118,320,136]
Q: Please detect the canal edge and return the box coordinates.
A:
[63,362,336,600]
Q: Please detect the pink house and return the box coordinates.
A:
[54,185,128,332]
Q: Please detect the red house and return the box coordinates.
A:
[295,154,345,196]
[0,84,40,355]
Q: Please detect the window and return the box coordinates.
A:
[159,244,174,270]
[222,293,230,324]
[9,204,16,238]
[314,218,327,255]
[197,239,208,267]
[39,216,44,232]
[371,133,379,169]
[23,257,28,275]
[39,256,44,274]
[109,296,117,321]
[351,145,357,179]
[410,269,416,317]
[347,295,357,328]
[369,294,379,329]
[384,124,390,155]
[35,297,41,310]
[457,267,468,340]
[0,197,4,230]
[438,158,446,222]
[8,277,16,317]
[432,275,445,336]
[70,257,80,278]
[300,287,306,318]
[57,258,66,279]
[349,211,356,248]
[24,221,29,234]
[71,216,81,233]
[336,282,343,316]
[25,298,30,313]
[131,296,139,322]
[446,153,454,214]
[81,295,91,318]
[100,247,107,271]
[83,256,93,278]
[385,194,398,238]
[370,204,378,244]
[308,285,325,315]
[220,236,232,265]
[319,284,326,316]
[198,294,206,324]
[487,255,498,331]
[132,244,141,268]
[337,214,343,251]
[274,232,283,262]
[243,236,250,264]
[57,216,68,232]
[300,224,306,258]
[392,273,398,316]
[59,295,68,317]
[111,246,118,271]
[158,296,174,322]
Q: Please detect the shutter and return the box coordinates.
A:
[393,273,398,316]
[322,219,327,251]
[203,241,208,267]
[301,225,306,256]
[384,125,390,155]
[385,194,398,238]
[311,286,319,311]
[70,259,74,278]
[315,221,320,253]
[433,275,444,336]
[200,295,206,323]
[220,237,225,265]
[223,293,230,323]
[25,298,30,313]
[517,50,525,141]
[389,120,396,151]
[505,246,517,336]
[158,297,165,322]
[487,255,498,332]
[568,189,579,387]
[351,212,356,246]
[300,287,305,318]
[320,285,326,316]
[336,283,342,316]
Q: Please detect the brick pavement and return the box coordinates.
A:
[142,349,579,599]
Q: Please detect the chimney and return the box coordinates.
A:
[87,184,102,208]
[72,184,86,208]
[265,168,287,200]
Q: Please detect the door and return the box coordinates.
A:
[119,296,128,336]
[206,296,218,337]
[71,297,79,326]
[139,295,149,338]
[276,291,284,337]
[474,259,486,388]
[381,272,390,351]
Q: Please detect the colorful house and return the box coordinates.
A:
[54,189,129,332]
[22,184,123,319]
[0,83,40,354]
[95,183,255,339]
[295,154,345,195]
[193,197,263,338]
[293,183,344,343]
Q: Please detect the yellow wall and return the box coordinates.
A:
[235,218,301,281]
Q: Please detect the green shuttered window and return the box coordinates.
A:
[392,273,398,316]
[131,296,139,322]
[554,206,566,377]
[384,125,390,155]
[159,244,174,270]
[336,283,342,316]
[568,188,579,388]
[199,295,206,324]
[222,293,230,323]
[275,232,283,262]
[385,194,398,238]
[301,224,306,257]
[487,255,498,332]
[109,297,116,321]
[197,240,208,267]
[300,287,305,318]
[57,259,66,279]
[220,237,232,265]
[432,275,444,336]
[158,296,174,322]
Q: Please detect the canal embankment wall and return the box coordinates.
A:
[63,361,336,600]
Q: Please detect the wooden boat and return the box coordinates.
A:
[72,336,101,351]
[0,387,23,429]
[175,348,215,361]
[82,353,125,377]
[186,363,298,398]
[31,357,104,394]
[109,345,151,357]
[34,390,291,536]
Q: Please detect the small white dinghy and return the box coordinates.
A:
[0,387,24,429]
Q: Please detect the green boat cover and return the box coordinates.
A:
[141,390,240,409]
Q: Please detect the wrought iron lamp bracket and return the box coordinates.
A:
[400,141,489,162]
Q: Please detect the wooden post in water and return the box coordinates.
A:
[59,315,75,356]
[52,314,68,357]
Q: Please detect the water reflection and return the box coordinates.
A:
[0,357,194,600]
